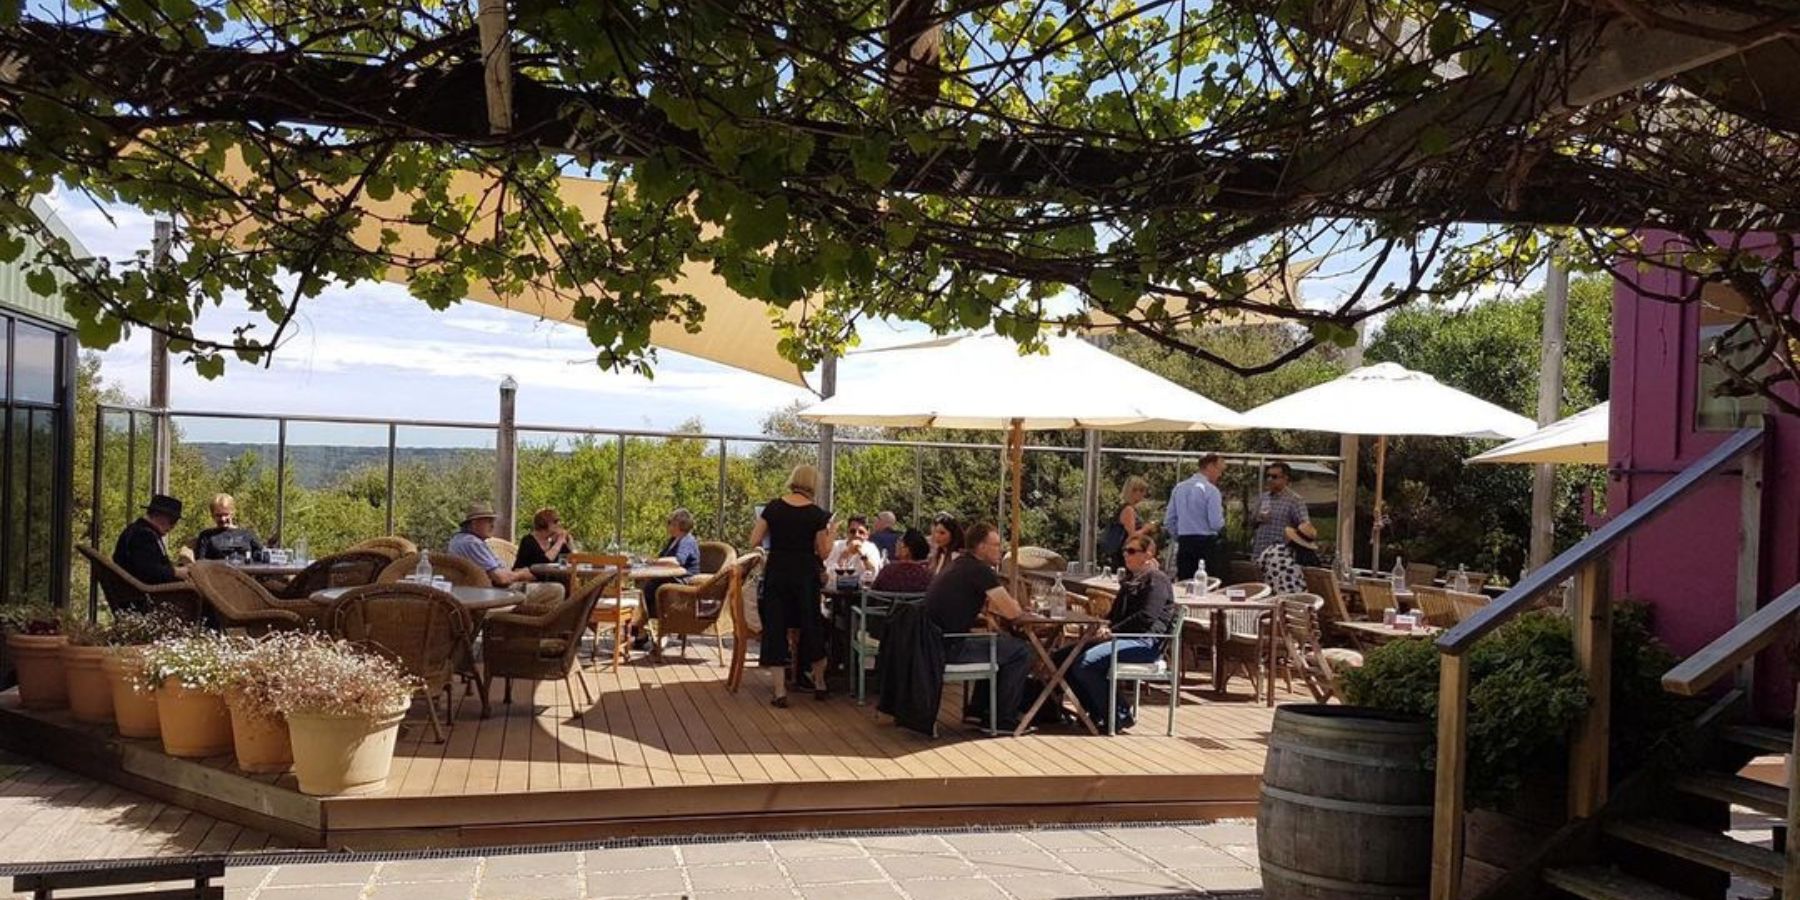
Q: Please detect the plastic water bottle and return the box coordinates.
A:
[413,551,433,584]
[1391,557,1406,591]
[293,537,309,566]
[1452,564,1471,593]
[1196,560,1208,592]
[1048,575,1068,615]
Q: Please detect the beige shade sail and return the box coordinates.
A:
[1080,258,1322,332]
[204,156,811,386]
[1466,402,1609,465]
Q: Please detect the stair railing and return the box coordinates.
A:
[1429,426,1765,900]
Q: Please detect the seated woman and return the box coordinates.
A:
[639,508,701,654]
[1051,534,1175,732]
[870,529,933,593]
[191,493,265,562]
[926,513,964,578]
[513,507,575,571]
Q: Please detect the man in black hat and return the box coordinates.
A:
[113,494,185,585]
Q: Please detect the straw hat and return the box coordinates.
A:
[462,502,498,524]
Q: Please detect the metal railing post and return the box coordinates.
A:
[1080,430,1100,571]
[124,412,137,523]
[716,438,727,539]
[88,405,104,620]
[384,424,397,535]
[615,432,626,548]
[274,419,288,543]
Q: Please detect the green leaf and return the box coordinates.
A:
[1419,125,1451,156]
[728,195,788,248]
[193,354,225,380]
[24,268,56,297]
[1427,12,1464,58]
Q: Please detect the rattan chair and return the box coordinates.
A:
[377,552,489,588]
[327,582,483,741]
[268,551,389,600]
[349,535,417,559]
[483,569,620,711]
[1216,582,1276,700]
[187,561,322,634]
[725,550,765,692]
[698,541,735,576]
[654,551,747,663]
[77,544,205,622]
[1275,595,1362,702]
[485,538,518,569]
[1404,562,1439,588]
[1412,586,1457,627]
[1356,576,1401,617]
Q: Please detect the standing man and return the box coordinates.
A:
[1252,462,1318,594]
[868,511,900,560]
[1164,453,1227,580]
[113,494,185,586]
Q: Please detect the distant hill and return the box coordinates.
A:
[187,443,489,489]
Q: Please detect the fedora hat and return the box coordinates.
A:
[1284,525,1319,552]
[144,494,183,521]
[462,501,498,524]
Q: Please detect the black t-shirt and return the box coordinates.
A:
[759,498,831,572]
[113,518,177,585]
[193,526,263,561]
[923,553,1000,634]
[513,533,561,570]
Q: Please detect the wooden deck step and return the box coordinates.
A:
[1604,817,1782,885]
[1543,865,1694,900]
[1721,725,1792,755]
[1672,772,1789,817]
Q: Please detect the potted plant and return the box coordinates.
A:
[2,603,69,710]
[219,633,306,774]
[140,632,237,758]
[100,609,194,739]
[266,638,419,795]
[61,616,118,724]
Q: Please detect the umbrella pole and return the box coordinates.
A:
[1371,434,1388,571]
[1008,418,1025,599]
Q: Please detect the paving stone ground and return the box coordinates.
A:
[211,823,1263,900]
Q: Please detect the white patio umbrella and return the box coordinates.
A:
[1466,402,1609,465]
[799,332,1244,592]
[1240,362,1536,569]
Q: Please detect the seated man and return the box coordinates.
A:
[1054,534,1175,731]
[870,528,933,594]
[113,494,185,585]
[868,511,900,561]
[922,522,1032,733]
[447,502,563,605]
[825,516,883,584]
[191,493,265,562]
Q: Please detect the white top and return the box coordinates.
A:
[827,540,883,579]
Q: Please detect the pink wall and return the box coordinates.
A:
[1610,237,1799,714]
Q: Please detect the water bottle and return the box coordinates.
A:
[413,551,433,584]
[293,537,309,566]
[1453,564,1470,593]
[1196,560,1208,594]
[1048,575,1068,615]
[1391,556,1406,591]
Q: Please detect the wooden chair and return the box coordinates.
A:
[1412,586,1457,627]
[326,582,483,741]
[1449,589,1490,622]
[187,561,322,634]
[376,552,488,588]
[1106,605,1186,735]
[698,541,735,576]
[1356,577,1400,618]
[268,551,389,600]
[1069,584,1117,619]
[655,551,749,662]
[1301,566,1356,627]
[482,569,620,711]
[726,550,765,693]
[571,553,635,667]
[485,538,519,569]
[349,535,417,559]
[1404,562,1439,588]
[77,544,205,622]
[1276,595,1363,702]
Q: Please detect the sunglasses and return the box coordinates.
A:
[1123,546,1147,556]
[1264,473,1284,480]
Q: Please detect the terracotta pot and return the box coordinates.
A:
[287,706,406,796]
[7,633,69,710]
[224,691,292,774]
[102,649,159,738]
[61,644,113,724]
[154,678,234,758]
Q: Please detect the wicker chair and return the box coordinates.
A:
[654,555,743,662]
[1412,586,1458,627]
[1356,577,1401,618]
[349,535,417,559]
[1215,582,1276,700]
[187,561,322,634]
[327,582,483,741]
[76,544,205,622]
[698,541,735,576]
[486,538,519,569]
[726,551,766,693]
[376,552,489,588]
[268,551,389,600]
[1275,595,1362,702]
[1404,562,1439,588]
[483,569,620,711]
[1224,559,1262,585]
[570,553,635,667]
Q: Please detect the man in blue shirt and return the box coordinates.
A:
[447,502,556,597]
[1164,453,1227,580]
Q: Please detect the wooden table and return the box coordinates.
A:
[1177,594,1283,706]
[1010,610,1106,736]
[311,584,521,611]
[1337,620,1441,646]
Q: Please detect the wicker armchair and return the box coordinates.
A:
[188,561,323,634]
[349,535,417,559]
[268,551,389,600]
[1215,582,1276,701]
[377,552,489,588]
[725,551,766,693]
[327,582,484,741]
[697,541,736,576]
[76,544,205,622]
[654,553,744,662]
[485,538,518,569]
[484,569,619,711]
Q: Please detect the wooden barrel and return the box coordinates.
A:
[1258,704,1435,900]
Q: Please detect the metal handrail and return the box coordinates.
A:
[1437,426,1763,654]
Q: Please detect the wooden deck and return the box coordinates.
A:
[0,648,1296,850]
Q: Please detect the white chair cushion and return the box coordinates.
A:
[1113,659,1169,679]
[943,662,996,676]
[593,595,641,610]
[1321,648,1365,668]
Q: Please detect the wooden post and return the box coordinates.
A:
[1431,651,1470,900]
[477,0,513,135]
[1337,434,1359,568]
[1531,260,1568,569]
[1008,418,1025,598]
[1567,559,1613,819]
[1371,434,1388,570]
[149,220,173,496]
[495,376,518,540]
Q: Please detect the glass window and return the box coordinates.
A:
[6,408,26,604]
[1695,283,1770,431]
[26,409,54,604]
[12,321,58,404]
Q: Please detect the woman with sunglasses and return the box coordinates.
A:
[1050,534,1175,732]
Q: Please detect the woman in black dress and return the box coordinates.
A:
[512,507,575,570]
[747,464,833,707]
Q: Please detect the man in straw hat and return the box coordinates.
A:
[447,501,563,603]
[113,493,186,586]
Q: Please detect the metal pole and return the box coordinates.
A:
[274,419,287,544]
[996,443,1006,526]
[716,438,728,538]
[614,432,626,548]
[149,221,173,496]
[125,412,137,523]
[384,423,397,535]
[914,447,924,522]
[495,376,518,539]
[1337,324,1365,568]
[1079,429,1101,571]
[89,403,104,619]
[817,355,837,511]
[1531,260,1570,569]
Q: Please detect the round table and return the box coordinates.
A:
[528,562,684,584]
[231,563,309,579]
[310,584,521,611]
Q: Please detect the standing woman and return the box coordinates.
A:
[1099,475,1152,570]
[926,513,964,578]
[747,464,834,708]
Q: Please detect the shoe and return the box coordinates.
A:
[793,672,817,692]
[771,695,789,709]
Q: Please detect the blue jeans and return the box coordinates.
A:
[1055,637,1162,728]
